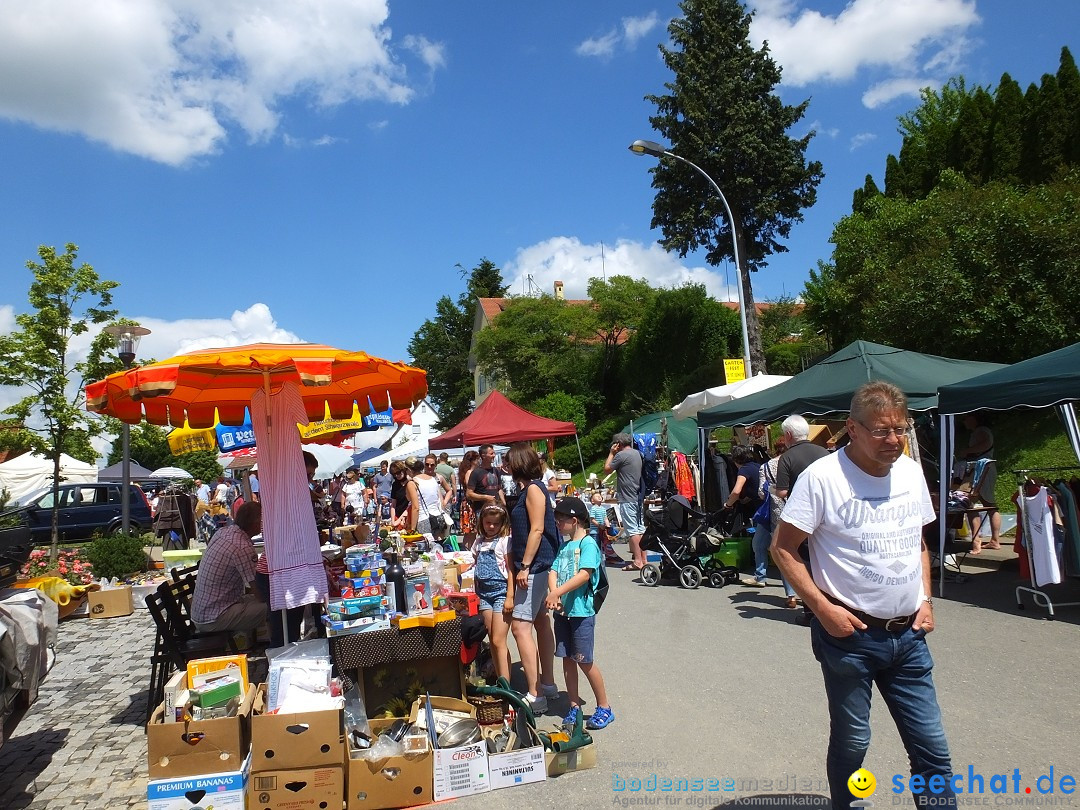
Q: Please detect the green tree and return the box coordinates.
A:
[986,73,1026,181]
[174,451,224,484]
[621,283,739,410]
[407,259,508,427]
[105,420,176,471]
[0,244,118,559]
[472,296,588,409]
[581,276,657,409]
[851,174,882,214]
[642,0,823,374]
[805,171,1080,362]
[758,296,827,375]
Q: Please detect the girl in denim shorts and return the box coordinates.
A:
[474,504,513,681]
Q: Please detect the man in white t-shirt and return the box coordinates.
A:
[341,467,365,523]
[772,382,954,810]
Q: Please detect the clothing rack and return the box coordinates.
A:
[1013,466,1080,618]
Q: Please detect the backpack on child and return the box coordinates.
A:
[574,539,610,614]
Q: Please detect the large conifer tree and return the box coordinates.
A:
[642,0,822,373]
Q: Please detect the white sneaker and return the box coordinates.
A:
[541,682,560,699]
[524,693,548,714]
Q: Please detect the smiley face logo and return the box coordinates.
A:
[848,768,876,798]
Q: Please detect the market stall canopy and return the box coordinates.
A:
[621,411,699,454]
[937,342,1080,415]
[0,453,98,504]
[98,461,156,481]
[428,390,576,449]
[672,374,792,421]
[697,340,1006,428]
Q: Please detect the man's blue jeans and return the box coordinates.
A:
[810,618,955,810]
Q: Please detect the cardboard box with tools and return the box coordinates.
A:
[251,683,345,771]
[147,684,256,779]
[147,753,250,810]
[407,696,489,802]
[485,723,547,790]
[88,584,134,618]
[345,718,433,810]
[249,764,343,810]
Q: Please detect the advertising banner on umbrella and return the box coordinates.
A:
[167,424,218,455]
[216,412,256,451]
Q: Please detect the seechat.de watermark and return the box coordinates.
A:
[849,767,1078,806]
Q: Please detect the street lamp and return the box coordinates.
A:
[628,139,753,377]
[103,324,151,535]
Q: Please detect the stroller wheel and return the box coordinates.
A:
[679,566,703,590]
[640,563,661,587]
[708,570,729,589]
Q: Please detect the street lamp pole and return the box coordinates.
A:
[103,325,151,534]
[628,139,753,378]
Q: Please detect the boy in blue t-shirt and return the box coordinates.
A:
[545,496,614,730]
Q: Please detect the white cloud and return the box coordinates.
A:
[849,132,878,151]
[0,301,303,427]
[750,0,979,105]
[862,77,933,108]
[576,12,661,58]
[503,237,739,304]
[0,1,443,165]
[806,119,839,139]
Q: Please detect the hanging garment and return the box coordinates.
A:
[252,382,328,612]
[671,452,696,501]
[1051,481,1080,577]
[1021,486,1061,587]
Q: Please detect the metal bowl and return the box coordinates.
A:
[437,718,482,749]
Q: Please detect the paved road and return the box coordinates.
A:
[2,557,1078,809]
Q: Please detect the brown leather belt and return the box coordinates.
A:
[825,594,915,632]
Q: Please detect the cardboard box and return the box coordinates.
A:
[147,753,250,810]
[344,718,432,809]
[164,671,188,724]
[251,683,344,772]
[249,765,343,810]
[360,656,466,718]
[188,654,250,693]
[486,724,547,790]
[545,742,598,777]
[147,684,255,779]
[483,725,544,790]
[88,584,134,618]
[432,741,489,801]
[406,695,475,733]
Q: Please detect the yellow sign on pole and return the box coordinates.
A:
[724,359,746,384]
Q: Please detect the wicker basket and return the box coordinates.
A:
[468,694,507,725]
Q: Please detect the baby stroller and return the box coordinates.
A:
[638,495,741,589]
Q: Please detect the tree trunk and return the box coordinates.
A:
[734,226,767,375]
[50,449,61,564]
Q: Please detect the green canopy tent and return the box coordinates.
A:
[935,342,1080,598]
[622,410,699,454]
[697,340,1005,428]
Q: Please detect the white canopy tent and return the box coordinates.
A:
[0,453,98,504]
[360,435,440,468]
[219,443,355,480]
[672,374,792,420]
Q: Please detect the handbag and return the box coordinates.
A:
[415,482,448,533]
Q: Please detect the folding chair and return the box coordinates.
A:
[142,580,239,724]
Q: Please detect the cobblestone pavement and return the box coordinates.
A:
[0,610,155,809]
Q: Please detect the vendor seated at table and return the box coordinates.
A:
[191,501,266,643]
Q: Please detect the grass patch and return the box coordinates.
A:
[972,409,1078,510]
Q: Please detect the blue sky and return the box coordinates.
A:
[1,0,1077,378]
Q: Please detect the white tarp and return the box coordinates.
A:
[0,453,98,504]
[672,374,793,420]
[360,435,441,468]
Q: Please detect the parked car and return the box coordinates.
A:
[1,482,153,542]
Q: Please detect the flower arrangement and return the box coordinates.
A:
[19,548,95,586]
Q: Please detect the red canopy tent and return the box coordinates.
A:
[428,391,585,472]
